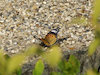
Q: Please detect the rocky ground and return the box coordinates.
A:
[0,0,99,75]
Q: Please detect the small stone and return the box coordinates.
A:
[78,29,83,32]
[85,41,91,46]
[70,33,74,38]
[32,39,35,43]
[14,42,17,45]
[78,36,83,40]
[11,50,15,53]
[71,41,75,44]
[43,1,46,4]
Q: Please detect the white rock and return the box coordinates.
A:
[32,39,35,43]
[0,31,5,35]
[71,41,75,44]
[43,1,46,4]
[11,50,15,53]
[14,42,17,45]
[78,29,83,32]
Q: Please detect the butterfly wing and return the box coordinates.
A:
[45,33,57,46]
[40,33,57,46]
[40,38,50,46]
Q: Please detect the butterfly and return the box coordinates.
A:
[40,27,60,47]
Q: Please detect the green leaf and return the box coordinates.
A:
[16,67,22,75]
[42,45,62,67]
[4,54,10,60]
[33,60,44,75]
[7,54,25,74]
[58,55,80,75]
[92,0,100,25]
[0,50,6,65]
[88,39,100,55]
[0,50,6,75]
[25,46,37,56]
[87,69,98,75]
[66,55,80,74]
[25,45,43,56]
[58,59,66,71]
[6,45,43,74]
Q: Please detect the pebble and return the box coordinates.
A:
[32,39,35,43]
[71,41,75,44]
[13,42,17,45]
[11,50,16,53]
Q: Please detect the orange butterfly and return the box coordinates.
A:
[40,27,60,47]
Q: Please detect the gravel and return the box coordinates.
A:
[0,0,94,54]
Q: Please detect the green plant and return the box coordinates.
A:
[88,0,100,56]
[32,55,80,75]
[0,45,42,75]
[58,55,80,75]
[42,45,62,67]
[33,60,44,75]
[87,0,100,75]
